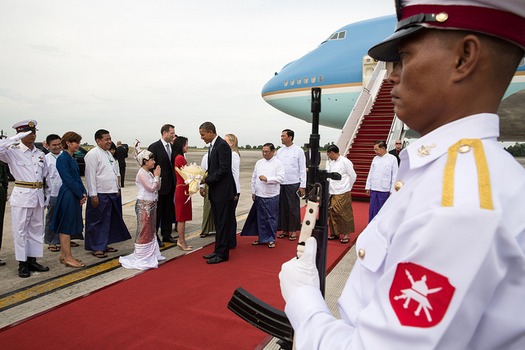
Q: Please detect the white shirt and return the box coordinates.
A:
[0,135,47,207]
[276,144,307,187]
[45,151,63,197]
[251,156,284,198]
[161,139,172,158]
[285,114,525,349]
[232,151,241,194]
[365,152,398,193]
[326,155,357,195]
[84,146,120,195]
[135,168,160,201]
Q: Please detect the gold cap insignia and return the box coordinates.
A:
[436,12,449,23]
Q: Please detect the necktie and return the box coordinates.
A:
[166,143,171,158]
[207,143,212,167]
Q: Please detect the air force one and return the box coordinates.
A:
[261,15,525,143]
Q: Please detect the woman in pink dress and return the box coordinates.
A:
[173,136,192,251]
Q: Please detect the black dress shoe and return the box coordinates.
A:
[27,257,50,272]
[18,262,30,278]
[207,256,228,264]
[162,237,177,244]
[202,253,216,259]
[0,259,6,266]
[159,241,165,248]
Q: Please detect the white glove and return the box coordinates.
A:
[279,236,320,302]
[0,130,32,148]
[15,130,33,139]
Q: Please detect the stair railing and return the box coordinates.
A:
[387,116,406,150]
[336,60,388,156]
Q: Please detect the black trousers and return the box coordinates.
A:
[211,198,236,259]
[279,183,301,232]
[119,166,126,188]
[0,184,6,250]
[156,191,174,239]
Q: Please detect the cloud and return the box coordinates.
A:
[0,0,395,147]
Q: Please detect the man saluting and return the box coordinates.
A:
[0,120,50,278]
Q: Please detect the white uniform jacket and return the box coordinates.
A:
[0,136,47,208]
[285,114,525,349]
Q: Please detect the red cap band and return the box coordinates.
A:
[401,5,525,49]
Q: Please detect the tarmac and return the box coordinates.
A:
[0,148,357,349]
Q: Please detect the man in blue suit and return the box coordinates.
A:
[199,122,236,264]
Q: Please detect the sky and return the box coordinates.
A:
[0,0,395,148]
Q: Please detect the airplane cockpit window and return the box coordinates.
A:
[326,31,347,42]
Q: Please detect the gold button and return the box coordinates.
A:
[436,12,449,23]
[358,249,365,259]
[394,181,404,191]
[458,144,471,153]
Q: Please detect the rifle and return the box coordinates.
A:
[227,88,340,349]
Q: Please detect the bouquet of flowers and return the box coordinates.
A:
[176,163,207,199]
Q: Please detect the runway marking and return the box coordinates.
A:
[0,211,249,312]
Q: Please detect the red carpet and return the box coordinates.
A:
[0,202,369,350]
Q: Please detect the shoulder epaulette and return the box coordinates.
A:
[441,139,493,210]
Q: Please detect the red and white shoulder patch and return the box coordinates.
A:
[389,262,455,328]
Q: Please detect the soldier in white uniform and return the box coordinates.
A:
[0,120,50,278]
[279,1,525,348]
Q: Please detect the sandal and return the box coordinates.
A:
[340,237,350,244]
[251,240,260,246]
[267,242,275,248]
[105,247,118,253]
[92,251,108,258]
[48,244,61,252]
[327,235,338,240]
[70,241,80,247]
[277,233,289,239]
[288,235,297,241]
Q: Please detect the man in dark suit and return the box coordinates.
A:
[148,124,177,244]
[114,141,128,188]
[388,139,402,166]
[199,122,236,264]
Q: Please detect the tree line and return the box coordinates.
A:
[505,142,525,157]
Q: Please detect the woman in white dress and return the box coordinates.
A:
[224,134,241,248]
[119,150,166,270]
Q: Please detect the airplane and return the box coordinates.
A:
[261,15,525,141]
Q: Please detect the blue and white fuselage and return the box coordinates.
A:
[262,15,525,130]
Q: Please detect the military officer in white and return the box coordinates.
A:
[279,0,525,349]
[0,120,50,278]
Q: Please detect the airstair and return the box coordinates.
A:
[336,61,404,199]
